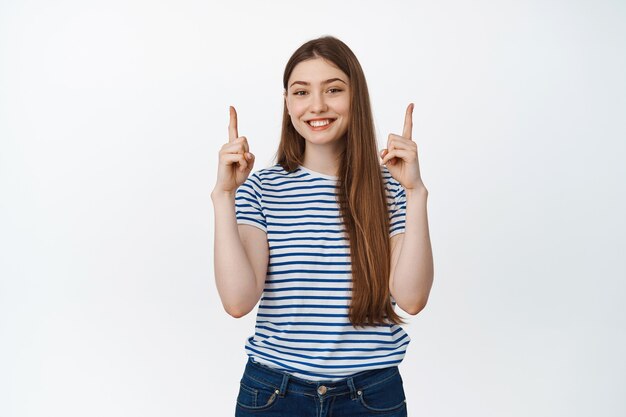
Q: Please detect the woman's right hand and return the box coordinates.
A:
[213,106,255,195]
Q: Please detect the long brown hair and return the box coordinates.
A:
[275,35,406,327]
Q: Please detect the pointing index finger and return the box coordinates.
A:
[402,102,414,140]
[228,106,238,142]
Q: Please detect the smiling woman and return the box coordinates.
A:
[211,35,434,417]
[284,59,351,154]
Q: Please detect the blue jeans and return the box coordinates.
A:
[235,357,408,416]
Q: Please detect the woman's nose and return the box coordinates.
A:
[310,92,328,112]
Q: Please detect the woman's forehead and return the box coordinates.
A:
[288,58,349,85]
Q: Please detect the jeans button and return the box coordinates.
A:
[317,385,327,395]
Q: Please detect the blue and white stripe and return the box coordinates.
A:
[234,163,409,381]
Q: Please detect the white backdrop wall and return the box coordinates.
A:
[1,1,624,416]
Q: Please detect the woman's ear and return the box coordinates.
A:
[283,90,290,115]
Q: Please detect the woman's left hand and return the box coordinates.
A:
[380,103,426,191]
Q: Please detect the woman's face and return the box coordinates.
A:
[284,57,351,148]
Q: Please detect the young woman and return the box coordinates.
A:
[211,35,434,416]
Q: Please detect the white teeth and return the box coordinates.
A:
[309,119,332,127]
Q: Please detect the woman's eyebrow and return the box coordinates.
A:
[289,78,347,88]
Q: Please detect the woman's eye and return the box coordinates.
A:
[293,88,342,96]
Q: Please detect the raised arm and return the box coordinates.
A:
[211,106,269,318]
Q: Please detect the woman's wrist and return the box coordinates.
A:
[405,184,428,199]
[211,189,236,202]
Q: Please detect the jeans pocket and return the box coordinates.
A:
[236,375,280,411]
[357,370,407,413]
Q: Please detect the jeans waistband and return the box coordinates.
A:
[242,357,400,399]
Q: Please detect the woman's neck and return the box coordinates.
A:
[302,143,344,177]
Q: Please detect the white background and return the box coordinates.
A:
[1,1,625,416]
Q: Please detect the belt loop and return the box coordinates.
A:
[279,373,290,397]
[347,376,357,400]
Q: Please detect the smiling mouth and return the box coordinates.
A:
[307,118,336,127]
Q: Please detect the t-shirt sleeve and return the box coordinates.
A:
[387,174,407,238]
[234,172,267,233]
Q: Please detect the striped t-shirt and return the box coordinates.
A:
[234,163,409,381]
